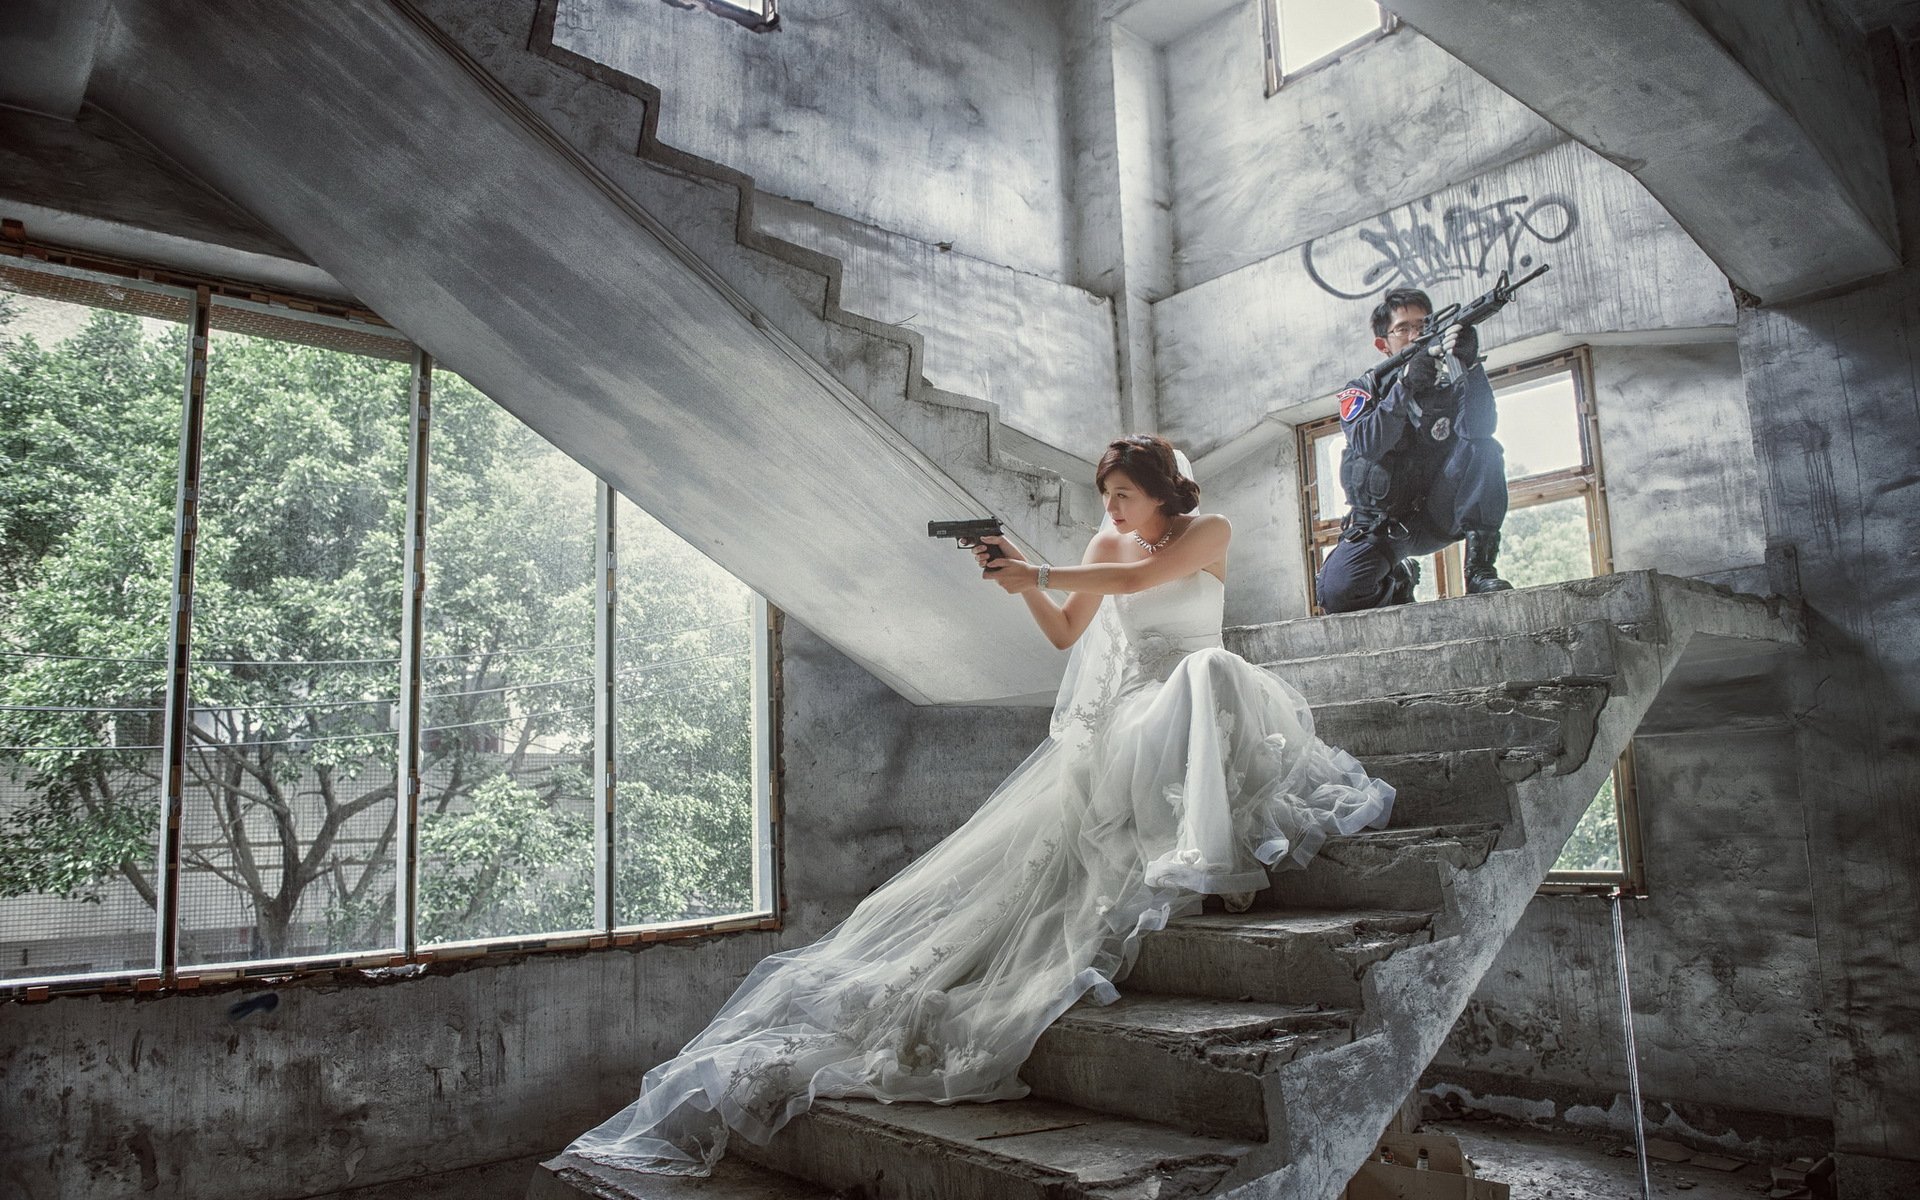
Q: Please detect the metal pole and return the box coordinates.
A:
[1610,887,1653,1200]
[154,286,212,980]
[394,350,432,957]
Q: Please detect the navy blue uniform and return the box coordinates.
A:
[1315,358,1508,612]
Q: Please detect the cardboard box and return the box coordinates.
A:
[1340,1133,1511,1200]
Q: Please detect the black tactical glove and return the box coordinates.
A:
[1401,344,1441,396]
[1445,323,1479,364]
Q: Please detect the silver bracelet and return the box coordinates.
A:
[1036,564,1050,590]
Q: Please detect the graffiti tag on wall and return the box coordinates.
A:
[1302,187,1579,300]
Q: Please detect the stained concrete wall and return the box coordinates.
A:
[1150,4,1911,1180]
[552,0,1073,281]
[1588,342,1766,578]
[1729,32,1920,1181]
[1162,0,1560,291]
[1430,724,1834,1163]
[0,621,1051,1200]
[1425,30,1920,1194]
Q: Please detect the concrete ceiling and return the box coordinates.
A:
[1383,0,1903,305]
[0,0,112,119]
[1829,0,1920,32]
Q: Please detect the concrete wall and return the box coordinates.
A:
[1162,0,1560,290]
[1589,342,1766,577]
[1150,7,1913,1181]
[1155,138,1736,458]
[0,622,1051,1200]
[1426,30,1920,1193]
[1730,28,1920,1178]
[553,0,1073,281]
[1430,723,1834,1163]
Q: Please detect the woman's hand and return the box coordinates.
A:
[982,557,1039,594]
[971,535,1027,568]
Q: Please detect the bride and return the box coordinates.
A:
[567,434,1395,1175]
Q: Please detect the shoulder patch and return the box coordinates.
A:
[1338,387,1372,422]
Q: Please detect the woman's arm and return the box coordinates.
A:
[986,515,1231,601]
[976,531,1119,649]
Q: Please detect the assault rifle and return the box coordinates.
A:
[1377,264,1551,383]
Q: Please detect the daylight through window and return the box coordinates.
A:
[1264,0,1391,91]
[0,256,776,992]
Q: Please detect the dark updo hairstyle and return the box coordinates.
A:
[1095,434,1201,517]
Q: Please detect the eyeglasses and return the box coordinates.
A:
[1386,321,1425,339]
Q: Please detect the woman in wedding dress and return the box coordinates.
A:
[568,434,1394,1175]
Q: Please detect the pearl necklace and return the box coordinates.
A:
[1131,525,1175,553]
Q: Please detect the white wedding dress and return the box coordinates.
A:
[569,570,1394,1174]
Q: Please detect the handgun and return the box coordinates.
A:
[928,517,1006,560]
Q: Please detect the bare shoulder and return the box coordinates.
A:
[1184,512,1231,536]
[1085,526,1128,563]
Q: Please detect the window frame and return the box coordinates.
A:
[1261,0,1398,96]
[0,240,783,1001]
[688,0,780,33]
[1297,346,1643,896]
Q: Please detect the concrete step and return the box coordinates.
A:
[1126,909,1434,1008]
[1022,994,1356,1141]
[1240,619,1622,707]
[1364,748,1550,829]
[1311,684,1608,765]
[1261,824,1504,912]
[737,1095,1250,1200]
[1226,572,1690,666]
[530,1151,839,1199]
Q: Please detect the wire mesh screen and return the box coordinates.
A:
[174,319,410,967]
[0,282,186,981]
[614,496,756,927]
[414,374,597,945]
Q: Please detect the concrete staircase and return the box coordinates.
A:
[531,572,1801,1199]
[83,0,1106,705]
[399,0,1106,566]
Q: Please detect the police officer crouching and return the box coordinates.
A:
[1316,287,1512,613]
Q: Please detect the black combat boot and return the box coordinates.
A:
[1383,557,1420,606]
[1464,530,1513,593]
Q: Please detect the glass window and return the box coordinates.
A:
[614,498,759,928]
[0,271,191,983]
[1497,495,1596,590]
[1266,0,1388,88]
[175,305,412,967]
[415,373,599,946]
[1495,374,1586,480]
[0,254,777,995]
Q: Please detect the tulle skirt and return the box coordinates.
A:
[567,645,1394,1174]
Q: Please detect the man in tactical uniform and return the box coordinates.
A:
[1315,286,1513,612]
